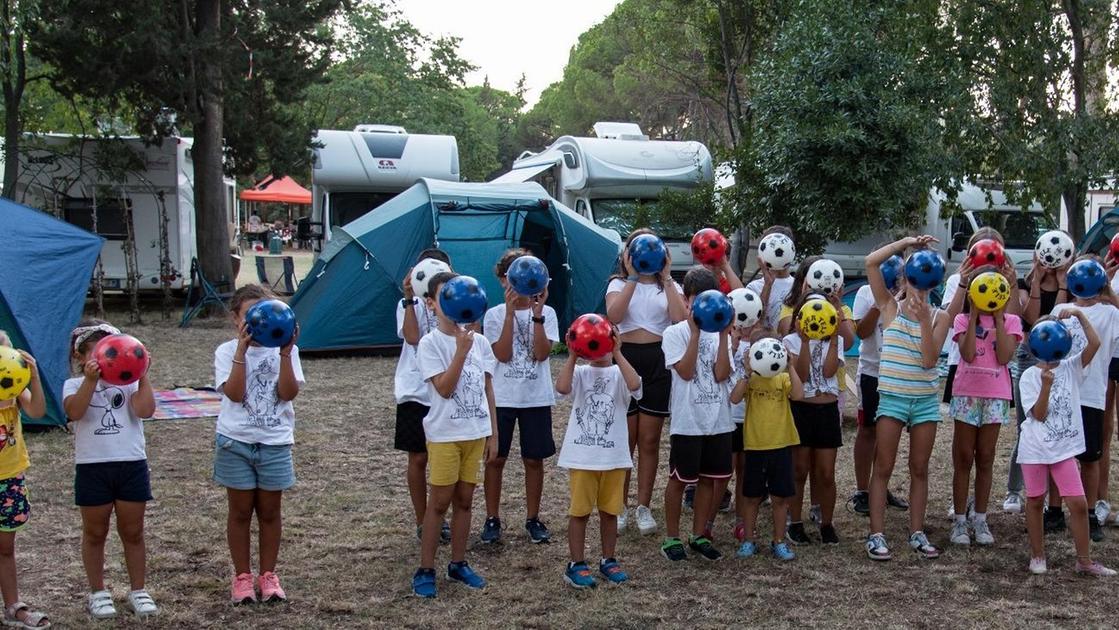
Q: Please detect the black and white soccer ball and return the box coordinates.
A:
[807,259,844,295]
[749,337,788,378]
[411,258,452,298]
[728,288,763,328]
[758,233,796,269]
[1034,230,1074,270]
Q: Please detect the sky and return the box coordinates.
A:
[400,0,621,107]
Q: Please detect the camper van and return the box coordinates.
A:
[492,122,714,277]
[9,133,237,291]
[309,124,459,252]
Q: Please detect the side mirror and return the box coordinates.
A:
[951,233,968,252]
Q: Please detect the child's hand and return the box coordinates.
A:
[760,258,775,283]
[907,234,939,249]
[235,320,253,354]
[532,284,549,316]
[503,284,518,307]
[455,327,475,355]
[610,329,622,359]
[957,258,975,281]
[82,359,100,382]
[1056,259,1071,284]
[484,435,498,464]
[1000,259,1017,287]
[402,266,415,299]
[1040,366,1054,388]
[17,351,37,380]
[281,324,300,355]
[622,250,637,277]
[687,313,700,335]
[659,249,674,283]
[901,290,932,323]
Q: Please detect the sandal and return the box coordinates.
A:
[87,590,116,620]
[127,590,158,617]
[2,602,49,628]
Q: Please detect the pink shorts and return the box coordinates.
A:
[1021,459,1084,499]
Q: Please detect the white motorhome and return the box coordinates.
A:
[310,124,459,252]
[493,122,714,277]
[9,133,237,290]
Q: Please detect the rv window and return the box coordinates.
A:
[329,192,397,227]
[592,198,697,241]
[62,197,130,240]
[972,210,1055,250]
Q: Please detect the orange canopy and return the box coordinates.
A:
[239,175,311,204]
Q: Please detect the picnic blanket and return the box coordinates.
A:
[153,388,222,421]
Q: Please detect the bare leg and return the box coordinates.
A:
[853,423,876,492]
[771,497,789,543]
[812,449,838,525]
[406,452,429,526]
[80,504,114,590]
[734,452,747,524]
[449,481,476,563]
[225,489,255,576]
[1081,461,1100,507]
[952,422,977,516]
[869,419,903,534]
[1068,496,1093,563]
[1103,381,1116,504]
[420,484,454,569]
[623,414,638,508]
[114,500,148,590]
[664,478,685,539]
[524,458,545,520]
[1026,495,1045,560]
[0,532,17,608]
[600,512,619,559]
[743,496,761,541]
[974,425,1001,514]
[790,446,811,522]
[637,415,665,507]
[568,515,588,563]
[483,456,507,519]
[254,490,283,574]
[907,422,939,534]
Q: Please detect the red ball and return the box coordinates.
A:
[1108,234,1119,263]
[93,334,150,386]
[968,238,1006,269]
[691,228,728,266]
[566,314,615,360]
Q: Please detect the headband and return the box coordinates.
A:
[72,324,121,352]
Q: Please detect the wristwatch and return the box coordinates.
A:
[401,298,418,307]
[532,315,546,324]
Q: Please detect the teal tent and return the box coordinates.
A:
[291,179,622,351]
[0,198,103,426]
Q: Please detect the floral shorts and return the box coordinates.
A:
[0,475,30,531]
[949,396,1009,427]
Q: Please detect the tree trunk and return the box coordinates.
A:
[3,103,20,199]
[193,0,232,287]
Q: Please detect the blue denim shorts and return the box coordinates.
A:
[213,434,295,491]
[876,393,941,428]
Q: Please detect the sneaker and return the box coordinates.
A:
[850,491,870,516]
[819,524,839,545]
[563,561,596,589]
[447,561,486,590]
[736,541,757,558]
[599,558,629,584]
[525,518,551,544]
[412,568,436,598]
[770,541,796,561]
[688,535,722,561]
[973,519,995,546]
[683,484,696,511]
[1029,557,1047,575]
[636,505,658,536]
[618,507,630,531]
[809,504,822,526]
[719,489,733,513]
[866,533,891,561]
[441,520,452,544]
[887,491,909,510]
[1003,493,1024,514]
[480,516,502,544]
[1044,507,1067,533]
[126,589,158,617]
[786,522,812,545]
[1076,560,1118,577]
[660,538,688,561]
[947,496,975,520]
[259,571,286,602]
[909,531,941,559]
[1095,500,1111,525]
[230,573,256,605]
[88,589,118,619]
[949,519,971,545]
[1090,513,1105,542]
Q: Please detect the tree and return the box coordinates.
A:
[0,0,52,196]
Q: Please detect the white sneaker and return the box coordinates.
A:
[1095,500,1111,526]
[973,519,995,545]
[1029,557,1047,575]
[949,519,971,545]
[618,507,630,532]
[635,505,657,535]
[1003,493,1024,514]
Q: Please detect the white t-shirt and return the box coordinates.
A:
[557,365,642,470]
[482,304,560,407]
[730,340,751,423]
[852,284,883,378]
[661,321,734,436]
[63,378,149,464]
[942,273,962,366]
[214,341,306,446]
[782,334,845,398]
[1051,302,1119,409]
[1018,359,1087,464]
[605,279,682,336]
[395,301,439,405]
[746,276,795,330]
[417,329,498,442]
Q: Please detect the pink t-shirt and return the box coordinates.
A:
[951,313,1023,400]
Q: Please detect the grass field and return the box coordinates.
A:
[16,304,1119,628]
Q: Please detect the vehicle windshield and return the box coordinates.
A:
[591,198,698,241]
[328,192,397,228]
[971,210,1055,249]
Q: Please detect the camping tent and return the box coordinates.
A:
[0,198,103,425]
[290,179,622,351]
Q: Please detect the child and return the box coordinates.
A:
[746,226,797,331]
[554,330,642,588]
[728,325,753,542]
[0,332,48,628]
[481,249,560,544]
[214,286,304,604]
[62,320,158,618]
[1018,313,1115,575]
[395,249,452,544]
[784,296,845,545]
[776,256,855,350]
[864,235,954,561]
[730,329,805,560]
[948,276,1022,546]
[411,272,498,598]
[659,267,734,561]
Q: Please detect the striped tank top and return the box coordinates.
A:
[879,314,939,397]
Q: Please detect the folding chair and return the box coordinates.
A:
[180,258,233,327]
[255,255,299,295]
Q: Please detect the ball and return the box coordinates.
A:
[92,334,151,386]
[798,298,838,340]
[1109,233,1119,263]
[807,259,844,295]
[728,288,763,328]
[749,337,788,378]
[968,238,1006,269]
[881,255,904,292]
[566,313,614,360]
[506,255,549,297]
[1067,259,1106,298]
[245,300,297,348]
[411,258,451,299]
[758,233,796,269]
[628,234,667,275]
[0,347,30,401]
[904,249,946,291]
[438,275,488,324]
[691,228,728,266]
[968,271,1011,313]
[691,289,735,333]
[1035,230,1074,269]
[1028,319,1073,363]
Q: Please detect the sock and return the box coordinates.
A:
[955,514,967,523]
[856,489,867,496]
[973,512,987,523]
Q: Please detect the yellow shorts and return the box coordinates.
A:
[569,469,627,517]
[427,439,486,486]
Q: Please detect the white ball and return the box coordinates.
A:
[1035,230,1074,270]
[411,258,451,298]
[807,259,844,295]
[758,233,796,269]
[749,337,788,378]
[728,288,763,328]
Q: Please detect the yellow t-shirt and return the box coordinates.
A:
[778,303,853,325]
[0,405,29,479]
[743,373,800,450]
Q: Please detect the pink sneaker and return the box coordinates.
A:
[260,571,287,602]
[1076,561,1118,577]
[231,572,257,605]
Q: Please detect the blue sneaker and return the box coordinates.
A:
[598,558,628,584]
[736,541,757,558]
[564,561,597,589]
[771,541,796,561]
[525,518,551,544]
[412,568,436,598]
[480,516,502,544]
[447,561,486,589]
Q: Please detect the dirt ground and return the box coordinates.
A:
[16,305,1119,628]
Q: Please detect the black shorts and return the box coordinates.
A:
[1110,358,1119,382]
[859,374,880,427]
[394,402,429,453]
[791,400,843,449]
[621,342,671,417]
[1078,406,1104,463]
[668,433,733,483]
[74,460,152,507]
[743,447,795,498]
[943,364,957,403]
[731,423,746,453]
[496,406,556,460]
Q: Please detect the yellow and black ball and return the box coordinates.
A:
[968,271,1011,313]
[798,298,838,340]
[0,347,30,401]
